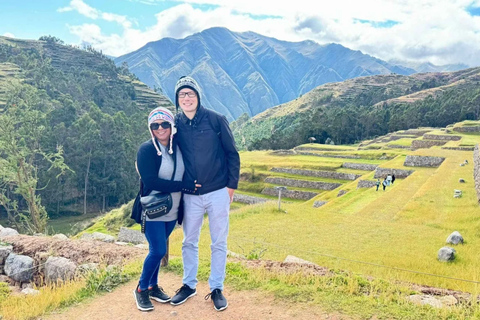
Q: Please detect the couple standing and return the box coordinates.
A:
[133,76,240,312]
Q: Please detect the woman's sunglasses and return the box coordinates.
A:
[150,122,171,130]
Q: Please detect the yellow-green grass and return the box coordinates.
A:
[388,138,415,147]
[296,143,358,151]
[169,147,480,293]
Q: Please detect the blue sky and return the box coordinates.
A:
[1,0,480,66]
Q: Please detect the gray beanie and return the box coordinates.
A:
[174,76,201,112]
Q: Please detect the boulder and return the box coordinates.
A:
[81,232,115,243]
[21,287,40,295]
[117,227,146,245]
[45,256,77,283]
[52,234,69,241]
[313,201,327,208]
[438,247,456,262]
[446,231,464,245]
[0,244,13,264]
[4,253,35,282]
[0,227,19,237]
[284,255,316,266]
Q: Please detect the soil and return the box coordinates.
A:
[43,271,349,320]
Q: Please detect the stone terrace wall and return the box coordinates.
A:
[265,177,341,190]
[423,134,461,141]
[402,129,433,136]
[294,146,350,152]
[271,167,362,180]
[233,194,269,205]
[474,144,480,203]
[454,126,480,132]
[296,151,361,159]
[442,146,475,151]
[342,162,378,171]
[412,140,446,149]
[374,167,414,178]
[357,180,378,188]
[261,188,317,200]
[404,155,445,167]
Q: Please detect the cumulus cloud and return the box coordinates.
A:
[59,0,132,28]
[3,32,15,38]
[62,0,480,66]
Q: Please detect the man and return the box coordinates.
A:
[170,76,240,312]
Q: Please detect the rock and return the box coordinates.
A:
[438,247,456,262]
[76,263,99,277]
[114,241,129,246]
[21,282,33,289]
[33,233,45,237]
[284,255,316,266]
[227,250,246,259]
[52,234,69,240]
[170,311,178,316]
[0,244,13,264]
[0,265,4,274]
[439,295,458,306]
[408,295,443,308]
[459,178,466,183]
[446,231,464,245]
[34,252,51,274]
[134,244,149,250]
[21,287,40,295]
[460,163,465,166]
[0,274,12,284]
[117,227,146,245]
[4,253,35,282]
[45,256,77,283]
[81,232,115,243]
[313,201,327,208]
[453,190,462,198]
[0,227,19,237]
[337,190,347,197]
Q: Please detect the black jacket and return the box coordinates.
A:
[131,138,196,224]
[175,105,240,195]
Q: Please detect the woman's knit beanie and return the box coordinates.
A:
[147,107,176,156]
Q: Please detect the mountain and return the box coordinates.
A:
[115,27,416,120]
[388,59,469,73]
[232,67,480,150]
[0,35,174,219]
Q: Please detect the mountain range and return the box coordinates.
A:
[115,27,418,120]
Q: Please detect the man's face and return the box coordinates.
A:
[178,88,198,114]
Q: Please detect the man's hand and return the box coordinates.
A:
[227,187,235,203]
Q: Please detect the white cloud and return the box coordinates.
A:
[63,0,480,66]
[3,32,15,38]
[58,0,99,19]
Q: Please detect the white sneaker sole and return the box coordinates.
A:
[170,291,197,305]
[150,296,171,303]
[133,290,154,311]
[214,302,228,312]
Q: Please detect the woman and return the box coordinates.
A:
[133,107,200,312]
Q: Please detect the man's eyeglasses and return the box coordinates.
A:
[178,91,197,98]
[150,122,171,130]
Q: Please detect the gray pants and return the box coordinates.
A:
[182,187,230,291]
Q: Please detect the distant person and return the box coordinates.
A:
[382,178,388,191]
[386,174,392,186]
[391,174,396,185]
[376,179,380,191]
[171,76,240,312]
[132,107,200,312]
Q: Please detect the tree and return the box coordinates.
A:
[0,83,69,233]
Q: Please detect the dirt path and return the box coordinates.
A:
[44,271,348,320]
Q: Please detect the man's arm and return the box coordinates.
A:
[218,114,240,202]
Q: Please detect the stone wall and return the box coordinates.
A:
[342,162,378,171]
[411,140,446,149]
[261,188,318,200]
[265,177,341,190]
[271,167,362,180]
[233,194,269,205]
[453,126,480,132]
[294,146,350,152]
[386,144,412,149]
[357,180,378,188]
[423,134,461,141]
[374,167,414,178]
[402,129,433,136]
[474,144,480,203]
[296,151,361,159]
[404,155,445,167]
[442,147,475,151]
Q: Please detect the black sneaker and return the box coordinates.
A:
[205,289,228,311]
[170,284,196,305]
[149,284,171,303]
[133,285,154,311]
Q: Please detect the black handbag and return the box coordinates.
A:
[139,146,177,232]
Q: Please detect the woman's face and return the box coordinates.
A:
[151,120,172,145]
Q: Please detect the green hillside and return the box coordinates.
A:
[233,67,480,150]
[0,35,174,231]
